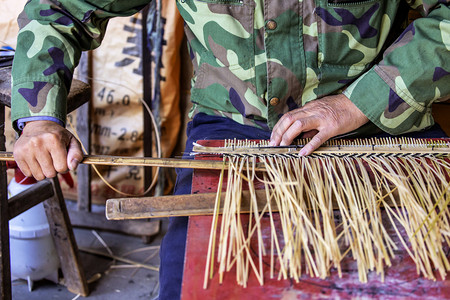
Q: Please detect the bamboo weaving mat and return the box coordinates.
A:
[181,139,450,299]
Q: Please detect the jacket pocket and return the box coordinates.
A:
[179,0,255,67]
[316,0,386,70]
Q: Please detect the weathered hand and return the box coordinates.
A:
[13,120,83,180]
[269,94,369,155]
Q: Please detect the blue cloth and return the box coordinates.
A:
[17,116,64,131]
[158,113,448,300]
[158,113,270,300]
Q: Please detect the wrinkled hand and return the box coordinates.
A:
[270,94,369,156]
[13,121,83,180]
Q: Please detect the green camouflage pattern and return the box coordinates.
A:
[11,0,450,135]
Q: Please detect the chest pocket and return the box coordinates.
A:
[179,0,255,69]
[315,0,389,73]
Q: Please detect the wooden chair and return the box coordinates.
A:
[0,66,90,299]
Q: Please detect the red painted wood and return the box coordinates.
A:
[183,215,450,299]
[182,140,450,299]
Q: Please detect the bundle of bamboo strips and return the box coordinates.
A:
[198,138,450,288]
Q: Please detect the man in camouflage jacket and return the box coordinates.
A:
[10,0,450,298]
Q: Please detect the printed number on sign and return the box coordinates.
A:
[97,87,131,106]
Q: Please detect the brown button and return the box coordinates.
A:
[269,97,280,106]
[266,20,277,30]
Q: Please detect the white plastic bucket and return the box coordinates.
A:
[8,177,60,291]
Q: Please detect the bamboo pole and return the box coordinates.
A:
[0,152,267,171]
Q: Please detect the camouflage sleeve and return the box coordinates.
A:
[343,0,450,135]
[11,0,149,132]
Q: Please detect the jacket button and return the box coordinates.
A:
[266,20,277,30]
[269,97,280,106]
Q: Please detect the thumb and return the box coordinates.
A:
[67,136,83,171]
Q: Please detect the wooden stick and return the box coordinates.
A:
[0,151,267,171]
[106,189,271,220]
[77,247,159,271]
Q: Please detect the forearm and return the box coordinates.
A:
[344,1,450,135]
[11,0,149,132]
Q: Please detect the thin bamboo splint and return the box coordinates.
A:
[0,152,229,170]
[194,138,450,288]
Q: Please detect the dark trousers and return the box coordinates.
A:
[158,113,448,300]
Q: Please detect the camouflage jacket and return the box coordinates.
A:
[11,0,450,135]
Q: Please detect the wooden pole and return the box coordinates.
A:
[0,152,266,171]
[106,190,269,220]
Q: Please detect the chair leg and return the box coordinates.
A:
[0,103,11,299]
[43,177,89,296]
[0,161,11,300]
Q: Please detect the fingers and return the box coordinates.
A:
[50,142,69,175]
[273,116,334,155]
[269,94,369,155]
[299,130,319,139]
[14,157,31,178]
[271,112,318,146]
[13,121,77,180]
[67,136,83,171]
[299,131,329,156]
[36,148,58,179]
[271,115,334,155]
[270,113,294,146]
[14,137,49,180]
[14,146,54,180]
[284,118,317,146]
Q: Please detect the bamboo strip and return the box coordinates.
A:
[0,151,268,171]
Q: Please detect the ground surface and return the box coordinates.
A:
[11,203,167,300]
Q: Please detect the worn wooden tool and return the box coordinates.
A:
[106,190,268,220]
[0,152,263,170]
